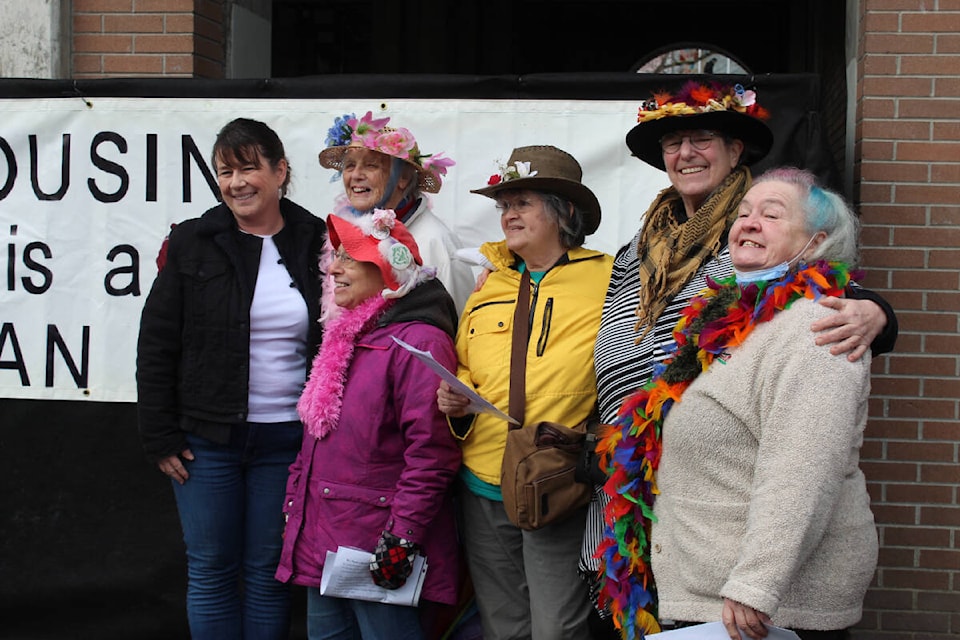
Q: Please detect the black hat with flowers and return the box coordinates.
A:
[626,81,774,171]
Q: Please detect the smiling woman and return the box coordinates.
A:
[494,190,565,271]
[730,179,824,274]
[339,147,395,212]
[627,168,877,640]
[317,111,475,316]
[581,84,897,640]
[214,144,289,236]
[329,246,385,309]
[136,117,326,639]
[278,210,463,639]
[732,167,859,276]
[436,145,612,640]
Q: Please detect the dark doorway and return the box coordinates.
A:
[271,0,848,185]
[271,0,845,77]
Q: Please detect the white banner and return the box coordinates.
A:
[0,97,670,402]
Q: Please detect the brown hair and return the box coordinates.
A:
[211,118,292,196]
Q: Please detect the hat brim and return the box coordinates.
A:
[326,215,400,290]
[471,177,601,236]
[319,145,441,193]
[625,111,773,171]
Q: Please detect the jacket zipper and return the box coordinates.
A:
[526,281,553,356]
[536,297,553,356]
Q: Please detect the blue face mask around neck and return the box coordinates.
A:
[733,261,790,285]
[733,234,819,285]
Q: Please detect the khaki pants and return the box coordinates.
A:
[457,485,592,640]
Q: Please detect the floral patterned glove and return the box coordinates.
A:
[369,530,420,590]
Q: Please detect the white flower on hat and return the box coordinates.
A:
[487,159,539,186]
[512,161,537,179]
[502,160,538,182]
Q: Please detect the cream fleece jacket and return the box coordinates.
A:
[651,297,878,631]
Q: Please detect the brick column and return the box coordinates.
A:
[855,0,960,637]
[72,0,225,78]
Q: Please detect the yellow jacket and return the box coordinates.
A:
[452,240,613,484]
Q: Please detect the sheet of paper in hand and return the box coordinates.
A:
[391,335,519,425]
[320,546,428,606]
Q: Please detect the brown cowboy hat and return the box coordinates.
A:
[471,145,601,235]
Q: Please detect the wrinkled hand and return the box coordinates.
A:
[811,296,885,362]
[722,597,771,640]
[157,448,194,485]
[475,268,491,292]
[437,380,471,418]
[369,531,420,590]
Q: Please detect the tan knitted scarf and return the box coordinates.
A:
[634,166,752,343]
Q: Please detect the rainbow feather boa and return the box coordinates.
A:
[595,261,858,639]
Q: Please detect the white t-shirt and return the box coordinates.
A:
[247,235,309,423]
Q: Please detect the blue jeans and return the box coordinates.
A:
[306,588,425,640]
[172,421,302,640]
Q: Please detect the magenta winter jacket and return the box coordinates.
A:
[275,281,462,605]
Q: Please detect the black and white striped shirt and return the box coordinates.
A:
[581,227,733,579]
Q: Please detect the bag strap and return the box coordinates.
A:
[508,269,531,429]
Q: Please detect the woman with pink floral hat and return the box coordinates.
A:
[318,111,475,316]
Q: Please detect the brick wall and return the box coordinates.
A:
[71,0,225,78]
[855,0,960,637]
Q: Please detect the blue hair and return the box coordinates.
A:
[807,185,833,231]
[753,167,860,265]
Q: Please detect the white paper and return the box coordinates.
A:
[391,336,520,425]
[319,546,428,606]
[648,621,801,639]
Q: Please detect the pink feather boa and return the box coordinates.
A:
[297,294,391,439]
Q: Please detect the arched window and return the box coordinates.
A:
[631,42,751,75]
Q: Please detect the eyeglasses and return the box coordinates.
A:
[496,195,540,214]
[660,130,720,154]
[333,248,355,264]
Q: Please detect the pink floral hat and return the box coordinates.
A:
[318,111,455,194]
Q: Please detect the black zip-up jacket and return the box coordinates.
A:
[136,199,325,463]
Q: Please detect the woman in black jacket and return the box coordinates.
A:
[137,118,325,640]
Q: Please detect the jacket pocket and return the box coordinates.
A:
[309,478,397,544]
[180,258,228,281]
[179,259,231,317]
[464,301,513,376]
[653,495,748,598]
[177,258,241,400]
[310,478,397,509]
